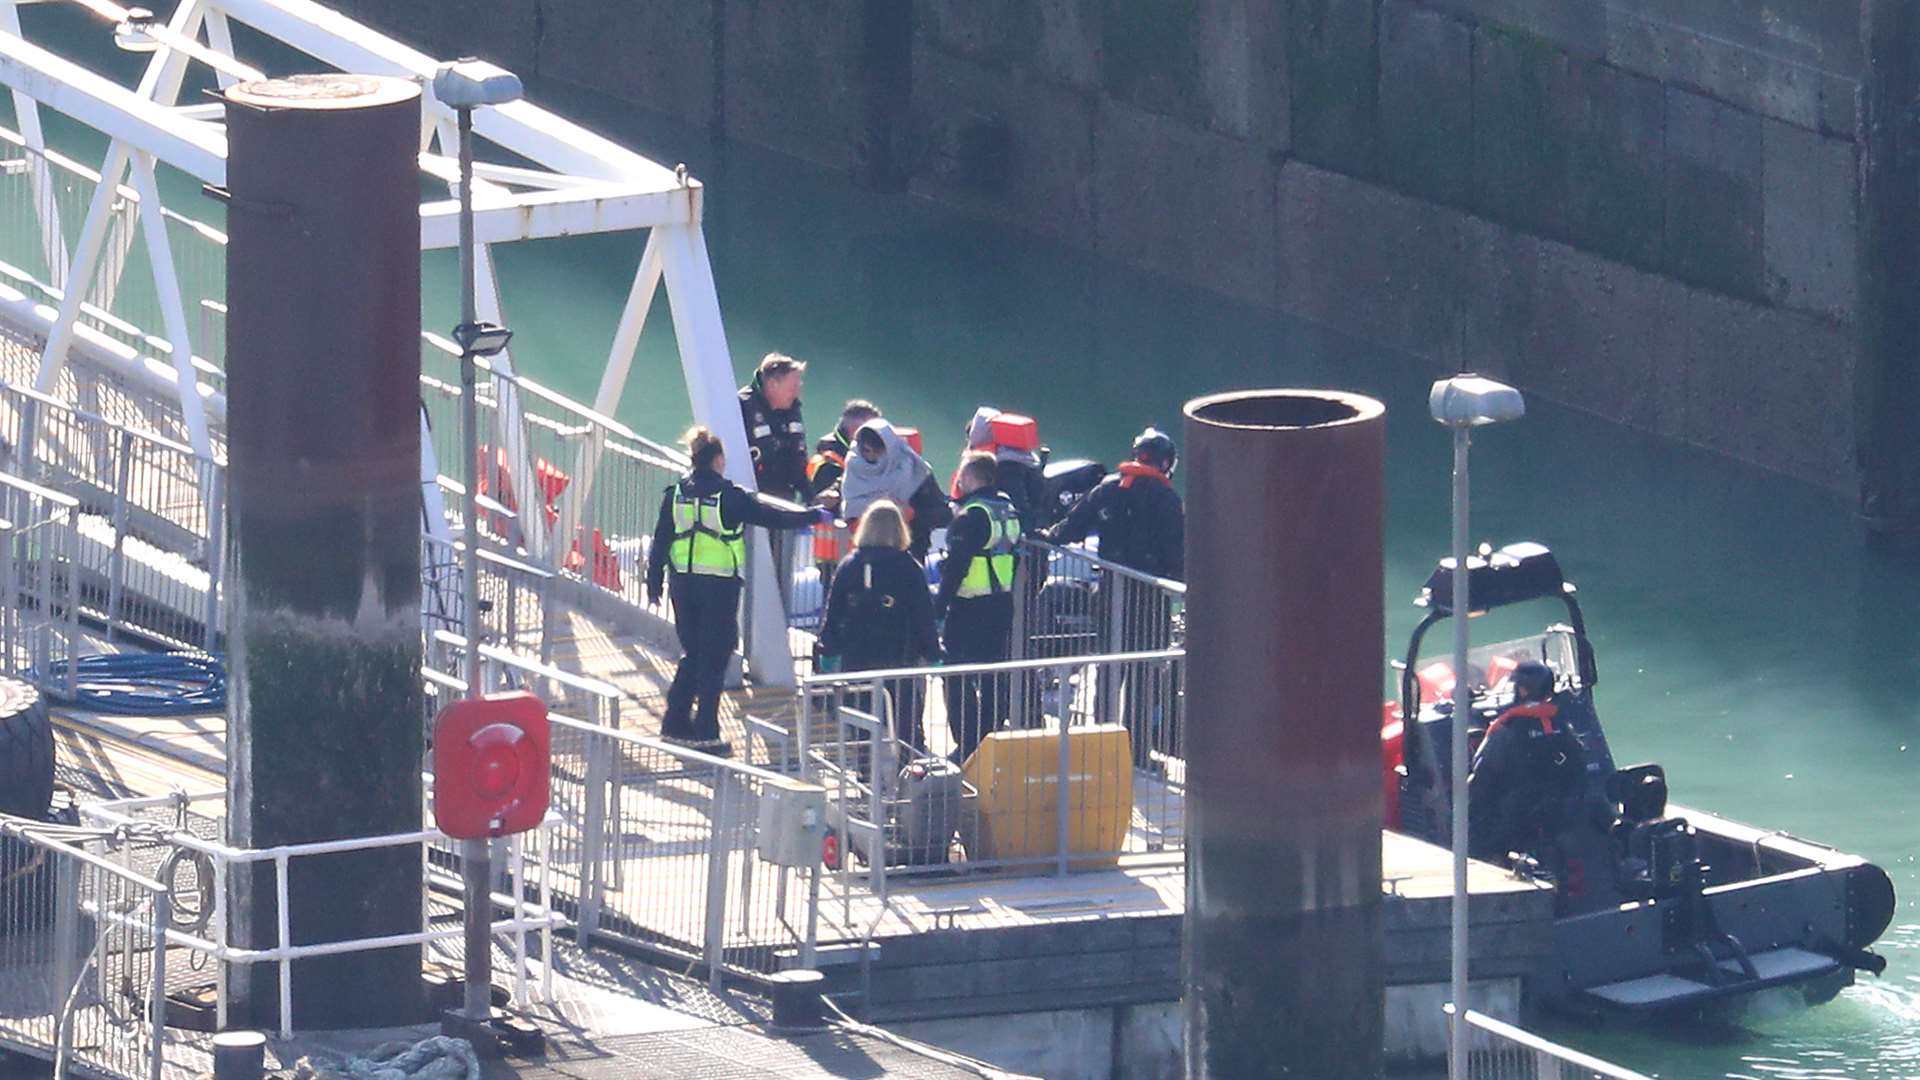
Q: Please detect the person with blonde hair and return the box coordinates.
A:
[646,425,829,754]
[817,498,939,751]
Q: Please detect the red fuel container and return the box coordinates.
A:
[988,413,1039,452]
[432,691,550,839]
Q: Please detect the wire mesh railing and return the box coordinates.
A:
[1448,1007,1652,1079]
[0,816,170,1080]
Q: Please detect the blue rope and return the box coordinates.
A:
[41,653,227,715]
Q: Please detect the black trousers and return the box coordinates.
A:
[664,572,741,742]
[943,593,1013,761]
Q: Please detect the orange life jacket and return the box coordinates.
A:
[1483,699,1558,743]
[1117,461,1171,489]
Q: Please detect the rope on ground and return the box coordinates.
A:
[291,1036,479,1080]
[821,996,1042,1080]
[39,651,226,715]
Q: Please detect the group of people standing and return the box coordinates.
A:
[646,351,1185,760]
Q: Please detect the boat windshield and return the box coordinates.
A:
[1411,625,1581,713]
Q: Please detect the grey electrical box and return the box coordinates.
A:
[755,782,827,867]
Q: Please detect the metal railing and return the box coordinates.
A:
[0,126,228,386]
[1014,537,1184,659]
[0,469,80,697]
[426,636,827,988]
[0,816,170,1080]
[0,383,224,651]
[1448,1007,1652,1079]
[783,528,1185,664]
[79,791,563,1041]
[422,537,558,666]
[790,649,1185,896]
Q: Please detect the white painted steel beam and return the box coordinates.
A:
[0,2,68,284]
[127,150,212,458]
[417,183,698,248]
[0,27,225,183]
[214,0,682,188]
[557,230,664,551]
[657,221,794,687]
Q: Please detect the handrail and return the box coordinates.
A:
[799,646,1184,686]
[0,468,79,507]
[547,711,823,794]
[424,331,690,464]
[1022,536,1186,594]
[0,819,166,893]
[1448,1007,1652,1079]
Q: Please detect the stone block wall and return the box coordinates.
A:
[326,0,1896,501]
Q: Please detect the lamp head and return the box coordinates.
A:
[453,321,513,357]
[1429,373,1525,428]
[114,8,160,53]
[432,59,523,109]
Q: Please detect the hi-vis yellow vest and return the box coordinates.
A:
[669,489,744,577]
[956,494,1019,598]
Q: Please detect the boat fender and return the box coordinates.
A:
[1844,863,1897,951]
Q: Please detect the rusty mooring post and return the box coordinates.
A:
[1181,390,1386,1078]
[222,74,426,1030]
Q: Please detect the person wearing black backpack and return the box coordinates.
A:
[1467,660,1587,863]
[817,499,940,752]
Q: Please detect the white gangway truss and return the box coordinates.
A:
[0,0,792,680]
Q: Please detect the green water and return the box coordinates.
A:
[9,8,1914,1069]
[482,80,1917,1077]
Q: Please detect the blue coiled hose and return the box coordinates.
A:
[40,652,227,715]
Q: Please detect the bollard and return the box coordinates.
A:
[211,1030,267,1080]
[1181,390,1386,1079]
[767,969,828,1031]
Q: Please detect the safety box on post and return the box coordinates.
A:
[433,691,551,839]
[755,781,827,867]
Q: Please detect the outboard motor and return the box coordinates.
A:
[1041,458,1104,525]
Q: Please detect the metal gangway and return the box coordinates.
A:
[0,0,794,682]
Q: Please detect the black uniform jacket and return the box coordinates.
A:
[1050,469,1185,581]
[646,470,820,598]
[739,384,809,500]
[818,546,940,672]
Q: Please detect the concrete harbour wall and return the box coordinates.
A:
[341,1,1919,516]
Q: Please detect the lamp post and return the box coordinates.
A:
[433,57,522,1039]
[1428,373,1524,1079]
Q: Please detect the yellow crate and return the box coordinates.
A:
[961,724,1133,864]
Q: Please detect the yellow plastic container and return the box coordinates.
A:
[962,724,1134,866]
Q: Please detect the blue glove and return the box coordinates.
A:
[814,507,835,526]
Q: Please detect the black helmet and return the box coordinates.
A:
[1511,660,1554,702]
[1132,427,1177,474]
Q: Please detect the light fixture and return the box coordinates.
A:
[451,320,512,357]
[1429,370,1524,1080]
[113,7,159,53]
[1429,372,1526,428]
[432,58,524,109]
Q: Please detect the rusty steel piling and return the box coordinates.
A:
[1181,389,1386,1078]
